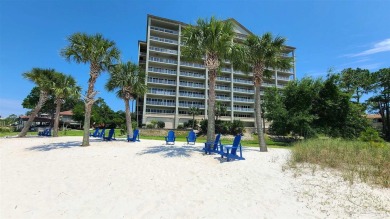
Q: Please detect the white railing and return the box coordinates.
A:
[147,78,176,85]
[217,76,231,82]
[179,103,205,108]
[150,26,179,35]
[234,107,254,112]
[149,56,177,65]
[180,93,205,98]
[146,101,176,106]
[233,87,254,93]
[180,61,205,68]
[180,81,205,88]
[148,67,177,75]
[148,89,176,96]
[149,46,178,55]
[180,71,205,78]
[216,96,231,100]
[150,36,178,45]
[233,98,254,103]
[216,85,230,91]
[233,79,252,85]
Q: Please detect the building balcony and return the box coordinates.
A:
[179,81,205,89]
[180,71,205,79]
[217,76,231,82]
[233,98,254,103]
[150,36,178,45]
[233,88,254,93]
[234,107,254,112]
[215,86,231,91]
[149,46,178,55]
[150,26,179,35]
[179,103,205,108]
[180,61,205,69]
[277,76,290,81]
[148,67,177,76]
[180,93,205,98]
[221,67,231,73]
[233,78,252,85]
[149,56,178,65]
[147,78,176,86]
[216,96,231,101]
[148,90,176,96]
[262,82,275,87]
[146,101,176,107]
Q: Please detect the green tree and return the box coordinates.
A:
[232,33,293,151]
[188,106,201,129]
[105,61,147,138]
[215,102,227,121]
[368,68,390,141]
[51,73,81,137]
[61,33,120,146]
[18,68,56,137]
[338,68,373,103]
[181,17,235,142]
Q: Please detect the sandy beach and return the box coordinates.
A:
[0,136,389,218]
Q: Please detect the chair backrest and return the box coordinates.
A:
[106,128,115,139]
[167,130,175,141]
[230,135,242,155]
[92,128,99,137]
[187,130,196,142]
[213,133,221,150]
[99,129,106,138]
[129,129,139,141]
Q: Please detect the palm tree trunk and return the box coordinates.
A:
[125,98,133,138]
[207,70,216,142]
[82,64,99,146]
[255,84,267,152]
[18,90,48,137]
[53,99,62,137]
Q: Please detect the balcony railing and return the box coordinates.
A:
[146,101,176,106]
[148,89,176,96]
[233,88,254,93]
[147,78,176,85]
[215,85,230,91]
[277,76,290,80]
[149,46,178,55]
[217,76,231,82]
[234,107,254,112]
[150,26,179,35]
[221,67,232,73]
[216,96,231,100]
[277,84,285,88]
[179,103,205,108]
[146,110,175,114]
[180,81,205,88]
[149,56,177,65]
[180,61,205,68]
[262,82,275,87]
[233,78,252,85]
[150,36,178,45]
[148,67,177,75]
[180,93,205,98]
[233,98,254,103]
[180,71,205,78]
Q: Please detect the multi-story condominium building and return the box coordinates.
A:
[137,15,295,129]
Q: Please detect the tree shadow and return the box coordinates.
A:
[137,145,203,158]
[26,141,82,151]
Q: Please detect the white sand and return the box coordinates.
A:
[0,136,389,218]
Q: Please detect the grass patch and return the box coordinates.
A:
[289,138,390,188]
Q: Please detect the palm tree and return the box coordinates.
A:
[215,101,227,121]
[105,61,147,138]
[232,33,293,152]
[181,17,235,142]
[18,68,56,137]
[188,107,201,129]
[61,33,120,146]
[51,73,81,137]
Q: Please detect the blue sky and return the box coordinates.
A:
[0,0,389,117]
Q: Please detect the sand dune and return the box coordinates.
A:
[1,136,389,218]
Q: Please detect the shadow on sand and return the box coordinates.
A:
[137,144,203,158]
[26,138,107,151]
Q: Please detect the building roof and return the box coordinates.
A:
[366,114,381,119]
[60,110,73,116]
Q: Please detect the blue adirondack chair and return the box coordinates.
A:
[165,130,176,145]
[90,128,100,137]
[103,128,115,141]
[38,128,51,136]
[98,128,106,138]
[203,133,221,155]
[186,130,197,145]
[219,134,244,162]
[127,129,140,142]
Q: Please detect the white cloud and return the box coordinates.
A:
[349,38,390,57]
[0,98,26,118]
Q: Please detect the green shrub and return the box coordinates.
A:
[231,120,245,135]
[359,127,385,147]
[146,124,154,129]
[177,124,184,129]
[184,119,198,129]
[157,121,165,129]
[0,127,12,132]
